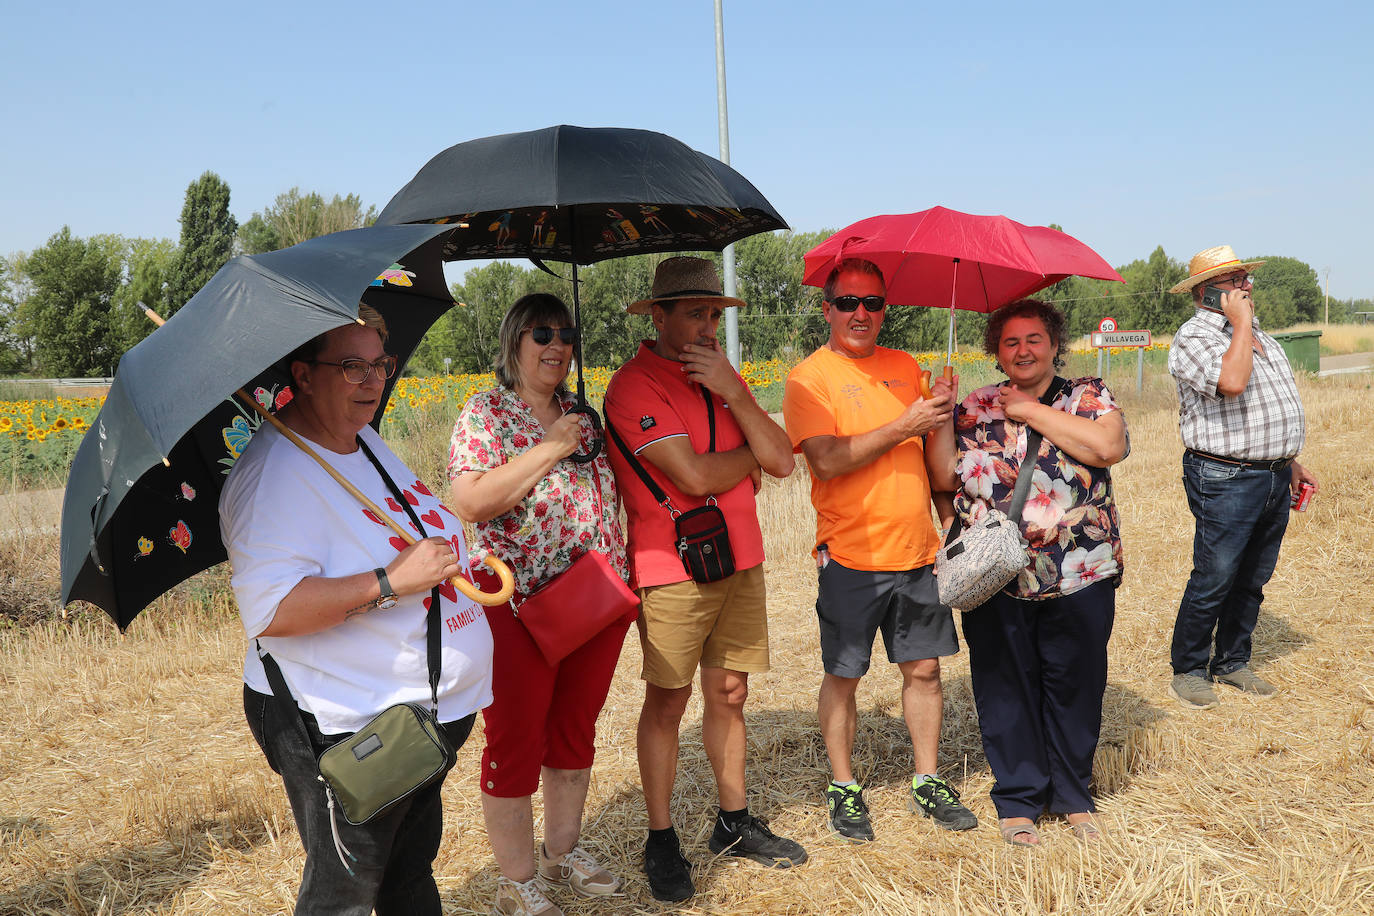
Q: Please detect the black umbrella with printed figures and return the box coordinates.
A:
[59,223,513,630]
[376,124,789,461]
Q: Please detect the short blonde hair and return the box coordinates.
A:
[493,293,574,393]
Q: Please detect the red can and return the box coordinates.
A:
[1291,481,1315,512]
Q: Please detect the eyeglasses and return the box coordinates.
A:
[525,326,578,345]
[311,355,397,384]
[828,295,886,313]
[1215,274,1254,289]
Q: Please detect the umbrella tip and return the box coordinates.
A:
[161,457,170,467]
[355,317,365,325]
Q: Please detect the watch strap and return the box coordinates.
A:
[374,567,396,603]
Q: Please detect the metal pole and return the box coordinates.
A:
[1137,346,1144,393]
[714,0,740,368]
[1097,347,1103,377]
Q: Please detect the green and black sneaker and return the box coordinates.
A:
[909,775,977,831]
[825,782,875,842]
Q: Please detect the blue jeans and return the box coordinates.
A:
[244,687,475,916]
[1171,453,1292,678]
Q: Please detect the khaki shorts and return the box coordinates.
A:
[637,564,769,688]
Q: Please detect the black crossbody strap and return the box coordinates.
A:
[605,411,672,507]
[948,376,1068,540]
[1006,376,1069,525]
[703,387,716,453]
[259,642,317,751]
[355,436,442,708]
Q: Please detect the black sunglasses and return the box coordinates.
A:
[526,326,578,345]
[828,295,886,313]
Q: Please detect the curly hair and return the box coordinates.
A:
[982,299,1067,371]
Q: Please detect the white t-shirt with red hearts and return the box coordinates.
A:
[220,421,493,734]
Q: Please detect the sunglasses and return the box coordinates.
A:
[311,355,398,385]
[828,295,886,313]
[526,326,578,345]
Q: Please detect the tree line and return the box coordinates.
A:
[2,174,1368,378]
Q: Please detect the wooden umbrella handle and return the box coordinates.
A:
[142,306,516,606]
[237,395,515,606]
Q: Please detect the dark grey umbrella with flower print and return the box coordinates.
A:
[59,223,461,629]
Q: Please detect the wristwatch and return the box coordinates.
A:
[373,567,398,610]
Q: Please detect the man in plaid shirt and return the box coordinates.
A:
[1165,245,1319,710]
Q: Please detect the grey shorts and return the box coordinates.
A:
[816,559,958,677]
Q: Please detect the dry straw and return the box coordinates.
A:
[2,371,1372,914]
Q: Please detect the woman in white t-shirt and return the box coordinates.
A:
[220,306,493,915]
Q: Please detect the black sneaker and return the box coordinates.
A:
[909,776,978,831]
[825,782,875,842]
[708,813,808,867]
[643,833,693,902]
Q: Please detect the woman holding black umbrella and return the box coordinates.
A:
[449,293,631,916]
[221,306,494,914]
[945,299,1128,847]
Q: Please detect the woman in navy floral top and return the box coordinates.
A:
[949,299,1128,847]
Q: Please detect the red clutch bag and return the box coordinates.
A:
[513,550,639,666]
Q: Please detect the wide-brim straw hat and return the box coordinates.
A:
[1169,245,1267,294]
[627,256,747,315]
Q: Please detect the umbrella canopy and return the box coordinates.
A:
[377,124,787,264]
[803,206,1123,311]
[60,223,460,629]
[802,206,1123,368]
[378,124,789,460]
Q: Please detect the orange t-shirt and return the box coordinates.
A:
[782,346,939,571]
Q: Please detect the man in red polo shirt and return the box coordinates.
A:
[603,257,803,903]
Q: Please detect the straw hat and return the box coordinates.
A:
[627,256,747,315]
[1169,245,1267,294]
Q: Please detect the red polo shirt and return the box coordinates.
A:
[603,341,765,588]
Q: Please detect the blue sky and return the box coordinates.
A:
[4,0,1372,298]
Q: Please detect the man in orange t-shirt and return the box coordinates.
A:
[783,257,975,842]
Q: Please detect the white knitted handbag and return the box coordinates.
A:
[935,506,1029,611]
[936,422,1047,612]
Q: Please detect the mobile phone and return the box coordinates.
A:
[1201,286,1226,310]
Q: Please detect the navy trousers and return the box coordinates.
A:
[962,579,1115,820]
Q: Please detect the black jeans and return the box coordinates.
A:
[245,686,474,916]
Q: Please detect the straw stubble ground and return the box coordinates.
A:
[2,372,1372,915]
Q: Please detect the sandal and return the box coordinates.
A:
[1067,815,1103,842]
[999,819,1040,848]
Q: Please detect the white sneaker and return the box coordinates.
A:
[537,842,622,896]
[491,876,562,916]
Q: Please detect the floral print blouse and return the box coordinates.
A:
[448,387,628,597]
[952,376,1127,600]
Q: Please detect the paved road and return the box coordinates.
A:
[1318,351,1374,377]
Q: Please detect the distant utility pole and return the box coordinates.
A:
[714,0,740,369]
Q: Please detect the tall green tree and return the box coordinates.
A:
[111,236,178,350]
[734,231,829,361]
[1251,256,1322,326]
[0,253,35,374]
[1114,246,1191,333]
[238,188,376,254]
[16,227,124,376]
[166,171,237,314]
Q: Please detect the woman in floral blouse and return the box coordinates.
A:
[948,299,1128,848]
[448,293,631,916]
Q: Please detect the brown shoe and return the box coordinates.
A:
[1213,667,1276,697]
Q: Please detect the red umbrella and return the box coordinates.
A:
[802,206,1123,372]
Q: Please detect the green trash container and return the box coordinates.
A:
[1270,330,1321,374]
